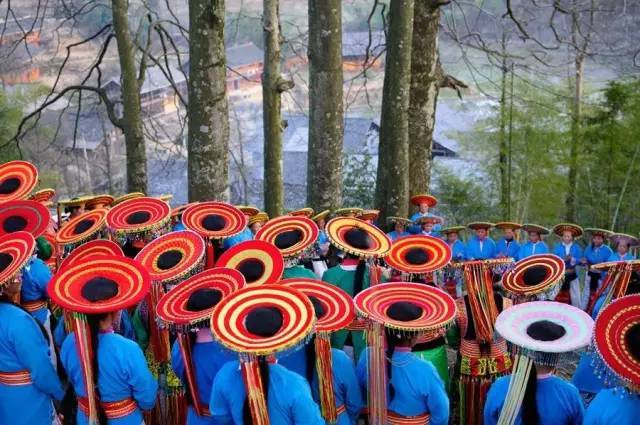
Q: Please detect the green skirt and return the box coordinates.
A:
[414,344,450,391]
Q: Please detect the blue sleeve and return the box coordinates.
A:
[335,350,363,421]
[32,258,53,298]
[12,313,64,400]
[421,362,449,425]
[53,317,67,349]
[210,365,234,425]
[488,239,497,258]
[463,241,474,260]
[607,253,618,262]
[483,378,505,425]
[124,340,158,410]
[170,341,185,383]
[552,244,564,257]
[540,242,549,254]
[566,384,584,425]
[516,245,525,261]
[355,348,368,394]
[572,244,583,259]
[582,390,605,425]
[289,373,325,425]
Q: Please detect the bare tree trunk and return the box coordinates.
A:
[375,0,414,221]
[307,0,343,211]
[408,0,439,198]
[111,0,147,193]
[565,52,583,222]
[498,32,509,218]
[263,0,291,217]
[188,0,229,202]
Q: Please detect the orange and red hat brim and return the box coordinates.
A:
[255,215,319,258]
[58,239,124,270]
[386,235,452,274]
[210,284,315,355]
[0,200,51,238]
[410,194,438,207]
[135,230,205,283]
[594,294,640,389]
[85,195,115,209]
[325,217,391,258]
[48,255,151,314]
[182,202,247,239]
[0,231,35,286]
[106,197,170,234]
[279,278,355,333]
[0,160,38,203]
[28,189,55,204]
[354,282,456,332]
[501,254,565,296]
[156,267,245,326]
[215,240,284,286]
[56,208,107,246]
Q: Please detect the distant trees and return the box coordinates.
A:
[187,0,230,202]
[306,0,344,212]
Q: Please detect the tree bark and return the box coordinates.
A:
[307,0,344,211]
[263,0,289,217]
[565,52,583,222]
[498,32,509,218]
[408,0,439,198]
[111,0,147,193]
[375,0,414,221]
[187,0,230,202]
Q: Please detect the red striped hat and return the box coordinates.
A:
[386,235,451,275]
[0,161,38,203]
[0,200,50,238]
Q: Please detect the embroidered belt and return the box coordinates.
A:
[459,339,512,376]
[78,397,138,419]
[0,370,32,386]
[22,300,47,313]
[346,319,366,331]
[387,411,430,425]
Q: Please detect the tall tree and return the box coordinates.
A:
[408,0,441,198]
[306,0,344,211]
[187,0,230,202]
[375,0,415,221]
[262,0,293,217]
[112,0,147,193]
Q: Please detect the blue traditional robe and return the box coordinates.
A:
[572,351,608,394]
[0,302,64,425]
[171,338,236,425]
[173,221,186,231]
[60,330,158,425]
[408,212,442,236]
[607,252,636,262]
[317,230,329,246]
[464,237,497,260]
[496,237,520,259]
[386,230,410,242]
[584,244,613,266]
[583,387,640,425]
[209,360,325,425]
[223,227,253,249]
[54,310,135,349]
[448,240,466,261]
[516,241,549,260]
[20,256,52,324]
[356,348,449,425]
[484,375,583,425]
[280,347,362,425]
[552,242,583,270]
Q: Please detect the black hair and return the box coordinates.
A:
[185,288,222,312]
[303,297,326,385]
[353,259,366,296]
[384,302,422,401]
[521,362,539,425]
[87,313,110,425]
[525,320,566,342]
[344,228,372,250]
[125,211,151,225]
[238,259,266,284]
[274,229,303,249]
[522,266,548,286]
[121,241,142,259]
[246,307,283,337]
[405,248,429,265]
[626,323,640,362]
[242,356,270,425]
[202,214,226,231]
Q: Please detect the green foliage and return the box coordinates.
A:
[342,153,376,208]
[0,89,26,162]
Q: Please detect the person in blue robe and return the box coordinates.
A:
[583,387,640,425]
[223,227,253,249]
[356,302,449,425]
[173,220,186,231]
[442,227,465,261]
[551,225,584,306]
[494,223,521,258]
[464,223,496,260]
[53,309,135,349]
[0,282,64,425]
[484,372,584,425]
[607,234,637,262]
[60,312,158,425]
[386,217,411,242]
[408,199,443,236]
[516,225,549,260]
[581,230,614,301]
[20,255,52,325]
[171,329,236,425]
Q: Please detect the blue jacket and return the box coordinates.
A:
[448,240,466,261]
[552,242,583,270]
[356,348,449,425]
[484,375,583,425]
[607,252,636,262]
[408,212,442,237]
[496,237,520,258]
[210,360,324,425]
[517,241,549,260]
[584,244,613,266]
[0,302,63,425]
[387,231,410,242]
[20,257,52,324]
[584,387,640,425]
[61,331,158,425]
[464,237,497,260]
[223,228,253,249]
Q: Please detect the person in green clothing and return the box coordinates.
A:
[254,215,319,279]
[322,223,379,362]
[383,234,454,390]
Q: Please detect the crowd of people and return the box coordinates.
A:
[0,160,638,425]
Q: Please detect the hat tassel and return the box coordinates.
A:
[497,354,533,425]
[366,321,387,425]
[73,313,99,425]
[177,333,209,417]
[206,239,215,269]
[240,356,270,425]
[148,285,171,363]
[315,334,338,423]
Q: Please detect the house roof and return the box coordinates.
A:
[102,65,186,95]
[227,42,263,68]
